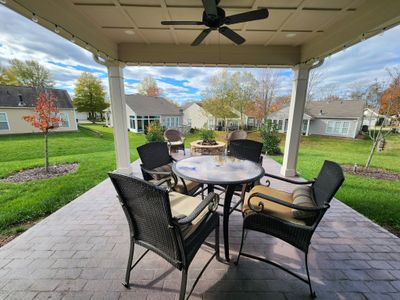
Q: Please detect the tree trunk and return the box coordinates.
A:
[90,111,96,124]
[365,139,378,169]
[44,132,49,173]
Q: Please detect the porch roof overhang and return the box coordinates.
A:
[4,0,400,67]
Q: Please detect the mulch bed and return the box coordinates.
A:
[342,165,400,181]
[0,163,79,183]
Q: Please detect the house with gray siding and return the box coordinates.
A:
[106,94,182,133]
[267,100,364,138]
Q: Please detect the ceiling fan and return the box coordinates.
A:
[161,0,269,46]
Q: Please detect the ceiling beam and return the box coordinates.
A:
[300,0,400,62]
[118,44,300,67]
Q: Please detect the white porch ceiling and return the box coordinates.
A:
[4,0,400,66]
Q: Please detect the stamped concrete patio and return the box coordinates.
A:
[0,156,399,300]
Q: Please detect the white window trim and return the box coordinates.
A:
[325,120,351,136]
[0,112,10,131]
[59,112,70,128]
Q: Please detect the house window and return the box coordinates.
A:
[59,112,70,128]
[334,122,341,134]
[302,120,308,132]
[326,120,351,136]
[129,116,136,130]
[0,112,9,130]
[342,121,350,135]
[278,119,283,130]
[326,121,334,134]
[187,118,192,126]
[208,118,214,129]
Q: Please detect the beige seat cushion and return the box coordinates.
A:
[243,185,306,226]
[151,163,173,180]
[174,179,201,194]
[169,192,209,238]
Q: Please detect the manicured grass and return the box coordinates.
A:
[1,126,399,236]
[271,134,400,233]
[0,125,146,234]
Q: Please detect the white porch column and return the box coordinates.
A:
[107,63,131,173]
[306,119,310,136]
[280,64,311,177]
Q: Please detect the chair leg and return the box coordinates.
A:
[235,228,245,265]
[305,251,316,298]
[122,237,135,288]
[215,225,220,261]
[179,268,188,300]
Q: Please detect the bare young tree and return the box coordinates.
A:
[257,68,279,121]
[348,80,369,101]
[364,68,399,168]
[307,67,325,101]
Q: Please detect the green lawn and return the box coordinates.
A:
[271,133,400,234]
[0,126,399,237]
[0,125,146,235]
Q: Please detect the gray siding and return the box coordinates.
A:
[309,118,360,138]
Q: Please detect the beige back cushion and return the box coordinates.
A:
[291,186,317,219]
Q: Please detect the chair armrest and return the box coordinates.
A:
[141,167,178,190]
[264,173,314,185]
[247,192,328,213]
[152,177,172,187]
[141,166,171,177]
[177,193,219,225]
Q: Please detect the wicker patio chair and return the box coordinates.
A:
[218,139,264,213]
[108,173,220,300]
[164,128,185,154]
[229,139,263,164]
[137,142,203,196]
[236,160,345,298]
[227,130,247,153]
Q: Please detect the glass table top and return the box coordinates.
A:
[172,155,265,185]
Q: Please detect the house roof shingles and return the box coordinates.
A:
[305,100,364,119]
[125,94,181,116]
[0,85,74,109]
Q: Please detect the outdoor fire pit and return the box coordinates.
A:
[190,139,226,155]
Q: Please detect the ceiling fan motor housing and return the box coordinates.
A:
[202,7,225,29]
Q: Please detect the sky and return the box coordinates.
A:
[0,4,399,104]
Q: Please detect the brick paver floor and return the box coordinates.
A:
[0,156,399,299]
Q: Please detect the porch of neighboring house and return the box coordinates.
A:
[0,156,399,299]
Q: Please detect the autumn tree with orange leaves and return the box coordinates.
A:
[23,91,62,172]
[380,67,400,116]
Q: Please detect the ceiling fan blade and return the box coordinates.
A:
[224,8,269,25]
[219,26,245,45]
[191,29,211,46]
[202,0,218,16]
[161,20,204,26]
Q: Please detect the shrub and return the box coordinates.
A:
[260,120,281,155]
[146,122,164,142]
[200,129,215,142]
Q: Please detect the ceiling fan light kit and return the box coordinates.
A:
[161,0,269,46]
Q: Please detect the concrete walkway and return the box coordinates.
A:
[0,156,399,299]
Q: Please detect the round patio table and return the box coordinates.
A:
[173,155,265,261]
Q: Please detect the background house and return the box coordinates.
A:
[362,108,391,127]
[182,102,254,130]
[106,94,182,133]
[0,85,77,135]
[268,100,364,138]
